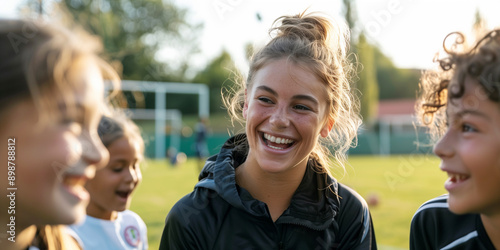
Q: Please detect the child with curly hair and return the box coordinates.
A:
[411,30,500,249]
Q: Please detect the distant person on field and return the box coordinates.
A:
[160,11,376,249]
[194,116,209,172]
[410,29,500,249]
[69,114,148,250]
[0,19,116,250]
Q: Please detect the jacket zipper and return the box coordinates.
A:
[276,223,286,250]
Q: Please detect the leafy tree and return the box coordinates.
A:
[473,9,487,41]
[373,47,420,100]
[22,0,201,82]
[356,33,379,125]
[341,0,419,105]
[342,0,379,124]
[373,9,488,101]
[192,50,239,114]
[342,0,358,41]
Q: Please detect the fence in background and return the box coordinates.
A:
[141,130,433,159]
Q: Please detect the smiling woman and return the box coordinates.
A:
[242,59,332,176]
[160,11,376,250]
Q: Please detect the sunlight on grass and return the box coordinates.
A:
[342,155,445,248]
[130,155,445,249]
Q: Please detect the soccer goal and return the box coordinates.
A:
[118,80,209,159]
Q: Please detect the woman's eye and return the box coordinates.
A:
[294,104,311,111]
[257,97,273,104]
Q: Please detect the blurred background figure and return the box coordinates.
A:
[194,117,209,172]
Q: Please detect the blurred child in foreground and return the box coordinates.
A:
[0,19,118,250]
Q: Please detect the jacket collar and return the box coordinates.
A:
[197,134,340,230]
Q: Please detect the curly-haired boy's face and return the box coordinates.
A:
[434,77,500,215]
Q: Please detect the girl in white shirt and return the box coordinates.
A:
[70,114,148,250]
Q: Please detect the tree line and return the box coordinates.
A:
[22,0,419,121]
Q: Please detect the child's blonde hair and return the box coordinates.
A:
[35,225,82,250]
[224,11,360,175]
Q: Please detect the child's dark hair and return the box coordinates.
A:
[417,29,500,141]
[98,113,144,158]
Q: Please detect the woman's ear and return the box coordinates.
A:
[320,118,334,138]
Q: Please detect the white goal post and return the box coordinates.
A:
[119,80,209,158]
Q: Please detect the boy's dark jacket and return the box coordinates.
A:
[160,134,377,249]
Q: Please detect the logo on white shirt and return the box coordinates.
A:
[124,225,141,247]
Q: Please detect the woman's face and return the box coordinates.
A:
[86,136,142,220]
[434,78,500,216]
[0,60,109,227]
[243,58,331,175]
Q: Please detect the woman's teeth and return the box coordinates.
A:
[264,133,294,144]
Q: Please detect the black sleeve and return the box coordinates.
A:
[336,184,377,250]
[160,187,225,250]
[409,196,449,250]
[410,209,434,250]
[159,196,200,250]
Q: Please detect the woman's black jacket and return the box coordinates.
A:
[160,135,376,249]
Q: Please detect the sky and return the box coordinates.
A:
[2,0,500,75]
[171,0,500,74]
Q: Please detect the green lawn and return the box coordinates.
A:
[130,155,446,249]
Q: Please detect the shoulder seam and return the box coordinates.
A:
[412,198,449,221]
[415,194,448,210]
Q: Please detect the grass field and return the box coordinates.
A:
[130,155,446,249]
